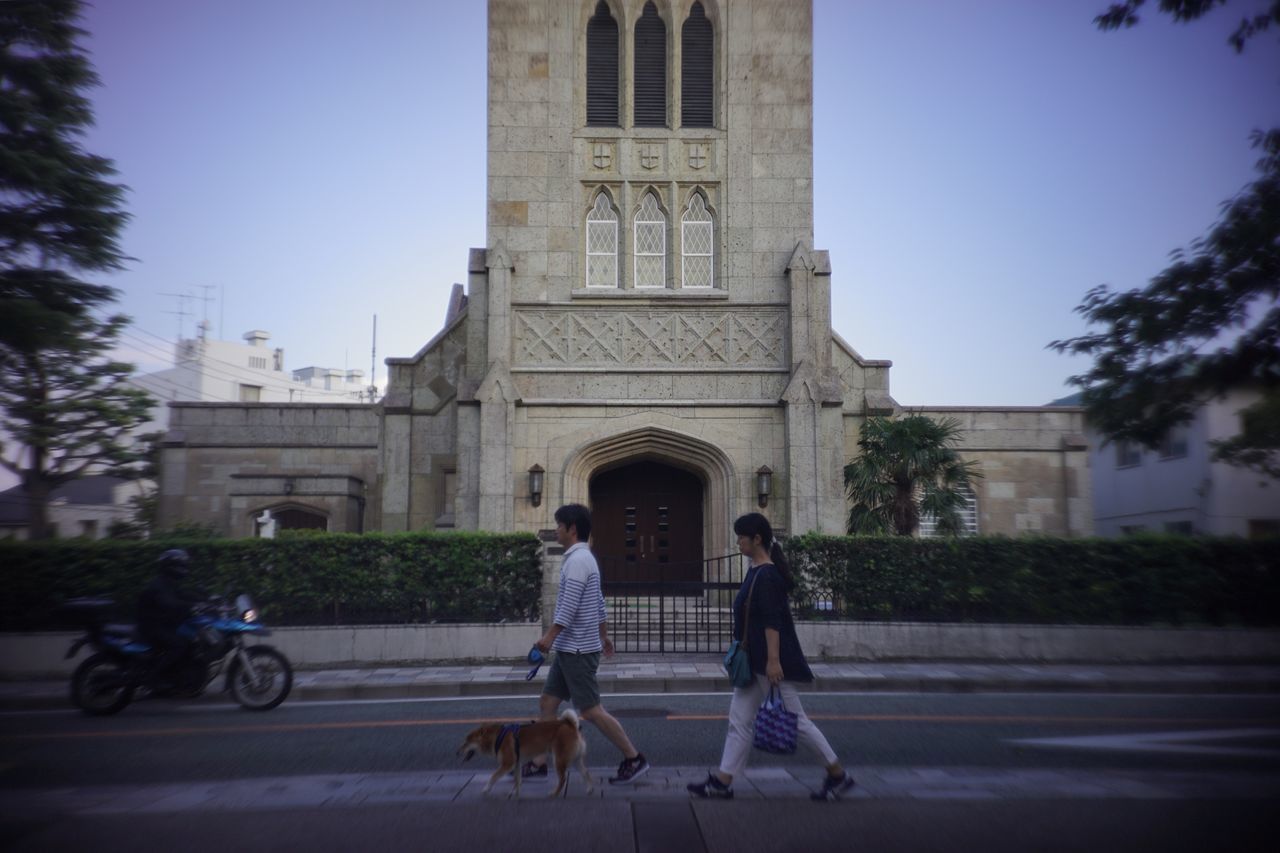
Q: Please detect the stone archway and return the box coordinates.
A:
[560,425,738,566]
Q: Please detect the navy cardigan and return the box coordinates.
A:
[731,563,814,683]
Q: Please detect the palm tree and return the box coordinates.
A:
[843,415,982,536]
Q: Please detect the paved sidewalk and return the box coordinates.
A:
[3,658,1278,710]
[4,763,1279,820]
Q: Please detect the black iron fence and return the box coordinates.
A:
[600,552,747,653]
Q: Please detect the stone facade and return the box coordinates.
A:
[157,0,1091,548]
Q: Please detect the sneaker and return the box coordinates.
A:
[810,771,855,801]
[520,761,548,779]
[687,772,734,799]
[608,753,650,785]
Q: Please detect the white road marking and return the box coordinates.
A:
[1009,728,1280,759]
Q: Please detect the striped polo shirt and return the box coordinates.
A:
[551,541,608,654]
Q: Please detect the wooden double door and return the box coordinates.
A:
[590,460,704,585]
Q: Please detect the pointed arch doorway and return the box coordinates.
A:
[590,460,704,586]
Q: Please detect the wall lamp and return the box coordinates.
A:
[756,466,772,509]
[528,464,545,508]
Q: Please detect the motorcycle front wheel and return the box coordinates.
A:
[71,653,135,716]
[228,646,293,711]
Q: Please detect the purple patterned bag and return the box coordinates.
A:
[752,686,798,754]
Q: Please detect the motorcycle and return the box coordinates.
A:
[60,593,293,716]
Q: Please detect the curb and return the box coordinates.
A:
[6,674,1278,711]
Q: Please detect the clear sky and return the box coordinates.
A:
[77,0,1278,406]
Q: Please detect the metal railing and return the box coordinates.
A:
[600,552,748,653]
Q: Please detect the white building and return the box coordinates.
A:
[1089,388,1280,538]
[0,476,142,540]
[131,326,369,433]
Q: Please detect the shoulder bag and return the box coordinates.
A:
[722,568,761,689]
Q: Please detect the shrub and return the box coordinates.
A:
[786,534,1280,626]
[0,531,542,630]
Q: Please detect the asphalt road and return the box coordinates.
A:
[3,691,1279,852]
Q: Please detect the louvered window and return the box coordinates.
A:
[634,2,666,127]
[919,485,979,537]
[587,2,619,127]
[586,194,618,288]
[681,2,713,127]
[634,192,666,288]
[681,194,713,288]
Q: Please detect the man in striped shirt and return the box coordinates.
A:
[528,503,650,785]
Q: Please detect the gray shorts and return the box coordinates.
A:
[543,650,602,711]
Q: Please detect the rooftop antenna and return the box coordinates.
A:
[195,285,216,338]
[368,314,378,403]
[159,291,192,341]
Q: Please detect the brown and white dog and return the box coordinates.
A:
[456,708,596,798]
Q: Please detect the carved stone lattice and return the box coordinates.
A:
[513,309,786,369]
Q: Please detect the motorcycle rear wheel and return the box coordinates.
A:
[71,654,135,716]
[228,646,292,711]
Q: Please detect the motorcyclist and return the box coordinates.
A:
[136,549,203,684]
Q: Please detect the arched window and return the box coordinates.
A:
[918,484,979,537]
[634,2,666,127]
[681,2,713,127]
[681,193,713,288]
[634,191,666,288]
[586,1,619,126]
[586,192,618,288]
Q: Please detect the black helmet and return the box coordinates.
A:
[157,548,190,578]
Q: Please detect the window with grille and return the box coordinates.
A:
[586,193,618,288]
[681,194,713,288]
[586,1,619,126]
[1115,439,1141,468]
[634,2,666,127]
[634,192,666,288]
[918,485,978,537]
[1158,425,1189,460]
[682,2,713,127]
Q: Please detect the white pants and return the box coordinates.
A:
[718,673,839,780]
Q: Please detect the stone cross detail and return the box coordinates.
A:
[640,144,660,170]
[592,143,611,169]
[688,143,707,170]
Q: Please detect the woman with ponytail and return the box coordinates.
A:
[687,512,856,801]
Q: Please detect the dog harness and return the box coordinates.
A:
[495,723,522,760]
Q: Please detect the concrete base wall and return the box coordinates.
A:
[4,621,1277,679]
[796,622,1280,664]
[0,623,542,679]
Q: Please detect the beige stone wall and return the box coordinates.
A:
[158,403,380,536]
[488,0,813,303]
[836,406,1092,538]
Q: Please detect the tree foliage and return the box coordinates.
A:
[1051,1,1280,477]
[0,293,155,538]
[0,0,148,538]
[0,0,130,275]
[843,415,982,537]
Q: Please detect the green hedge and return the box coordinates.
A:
[786,534,1280,627]
[1,531,543,631]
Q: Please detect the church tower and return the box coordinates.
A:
[445,0,847,570]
